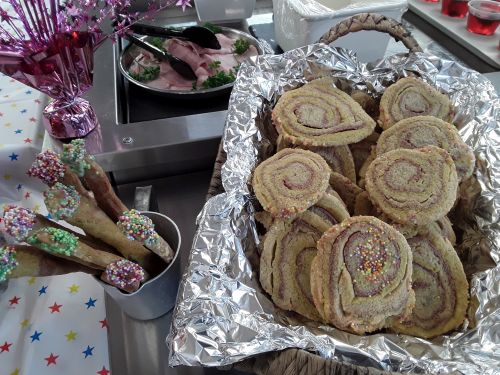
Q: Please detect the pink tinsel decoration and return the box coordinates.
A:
[0,0,190,138]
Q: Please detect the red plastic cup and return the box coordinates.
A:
[467,0,500,35]
[442,0,470,18]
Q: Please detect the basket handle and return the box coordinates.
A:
[318,13,423,53]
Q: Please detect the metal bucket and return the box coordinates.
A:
[100,211,181,320]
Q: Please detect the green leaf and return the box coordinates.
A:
[233,38,250,55]
[208,60,221,70]
[149,37,166,51]
[203,22,222,34]
[129,66,160,82]
[202,70,236,89]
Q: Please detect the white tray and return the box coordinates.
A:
[408,0,500,69]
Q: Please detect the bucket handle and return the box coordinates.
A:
[318,13,423,53]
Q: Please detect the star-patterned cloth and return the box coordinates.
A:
[0,273,110,375]
[0,73,48,216]
[0,72,111,374]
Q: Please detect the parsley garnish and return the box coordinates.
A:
[233,38,250,55]
[203,22,222,34]
[129,66,160,82]
[202,60,236,89]
[149,37,166,51]
[208,60,221,70]
[202,70,236,89]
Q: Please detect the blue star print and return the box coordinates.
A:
[82,345,94,358]
[30,331,42,342]
[14,129,22,134]
[85,297,97,309]
[20,109,27,114]
[45,213,52,220]
[25,90,32,94]
[8,153,18,161]
[16,184,22,190]
[38,286,48,296]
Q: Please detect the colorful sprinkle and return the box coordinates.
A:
[0,246,18,282]
[117,209,159,247]
[27,150,65,186]
[352,227,389,285]
[2,205,36,241]
[104,259,145,291]
[60,139,91,177]
[44,182,80,220]
[26,227,78,256]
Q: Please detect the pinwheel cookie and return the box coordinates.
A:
[349,132,380,176]
[260,194,349,320]
[277,135,356,183]
[379,77,453,129]
[328,172,363,214]
[391,225,468,338]
[365,146,458,226]
[376,116,475,181]
[310,216,414,334]
[272,77,376,147]
[252,148,330,218]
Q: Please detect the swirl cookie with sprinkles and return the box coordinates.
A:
[272,77,376,147]
[310,216,414,334]
[260,194,349,320]
[376,116,475,181]
[252,148,330,219]
[391,225,468,338]
[379,77,453,130]
[365,146,458,226]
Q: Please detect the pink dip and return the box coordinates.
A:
[129,33,259,90]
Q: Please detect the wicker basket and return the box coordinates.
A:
[205,13,422,375]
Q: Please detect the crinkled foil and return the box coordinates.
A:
[168,45,500,373]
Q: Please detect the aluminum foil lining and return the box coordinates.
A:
[168,44,500,374]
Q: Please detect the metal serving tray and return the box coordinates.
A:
[119,27,265,99]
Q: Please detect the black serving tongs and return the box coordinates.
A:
[125,34,197,81]
[130,23,221,50]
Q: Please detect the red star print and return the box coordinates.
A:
[9,296,20,305]
[24,138,32,143]
[29,117,37,122]
[0,112,3,116]
[97,366,110,375]
[24,192,31,199]
[49,302,62,313]
[99,319,108,328]
[0,342,12,353]
[45,353,59,366]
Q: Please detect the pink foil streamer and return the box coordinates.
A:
[0,0,188,139]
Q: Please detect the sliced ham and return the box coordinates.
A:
[130,34,259,91]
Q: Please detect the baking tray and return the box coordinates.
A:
[119,26,265,99]
[408,0,500,69]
